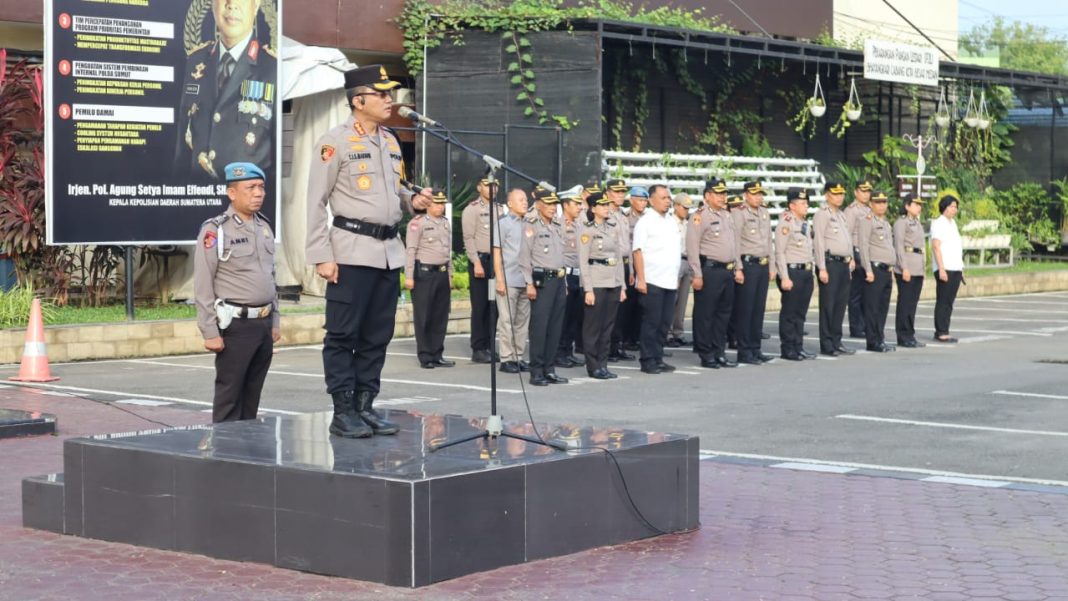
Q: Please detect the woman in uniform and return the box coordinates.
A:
[578,192,627,379]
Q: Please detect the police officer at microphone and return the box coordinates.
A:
[194,162,280,423]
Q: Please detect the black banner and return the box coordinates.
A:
[45,0,281,244]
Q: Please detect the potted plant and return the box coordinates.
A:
[809,73,826,117]
[844,77,862,121]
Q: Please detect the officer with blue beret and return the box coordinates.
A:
[193,161,279,423]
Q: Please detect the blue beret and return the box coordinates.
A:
[628,186,649,199]
[224,162,266,183]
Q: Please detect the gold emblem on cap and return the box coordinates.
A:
[380,66,388,80]
[245,132,255,146]
[213,112,221,123]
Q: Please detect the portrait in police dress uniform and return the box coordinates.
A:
[175,0,279,181]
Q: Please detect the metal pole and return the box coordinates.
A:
[125,246,135,321]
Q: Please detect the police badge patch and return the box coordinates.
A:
[320,145,335,162]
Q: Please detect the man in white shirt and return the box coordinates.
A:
[930,194,964,342]
[632,184,681,374]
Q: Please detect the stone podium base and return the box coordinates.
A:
[23,410,699,587]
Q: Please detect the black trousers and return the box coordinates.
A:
[558,273,584,356]
[692,265,734,361]
[582,287,621,374]
[895,273,924,344]
[818,261,850,353]
[322,265,399,395]
[612,263,637,348]
[734,261,769,360]
[528,277,566,377]
[777,268,813,357]
[412,268,450,363]
[934,270,963,336]
[467,254,494,352]
[848,249,866,336]
[213,317,273,423]
[639,284,676,368]
[862,267,892,348]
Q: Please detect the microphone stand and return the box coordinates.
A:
[412,122,565,453]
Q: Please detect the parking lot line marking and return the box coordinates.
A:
[386,351,469,361]
[922,476,1011,488]
[912,314,1068,323]
[992,390,1068,401]
[963,297,1068,306]
[943,306,1068,314]
[3,381,298,414]
[959,335,1012,344]
[836,414,1068,437]
[700,448,1068,487]
[771,462,856,474]
[936,328,1051,337]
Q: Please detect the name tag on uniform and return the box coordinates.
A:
[185,84,200,95]
[349,152,371,160]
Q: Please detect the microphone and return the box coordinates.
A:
[400,179,425,195]
[398,107,443,128]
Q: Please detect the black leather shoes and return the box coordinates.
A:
[665,337,682,348]
[623,342,640,351]
[433,358,455,367]
[700,359,720,369]
[821,349,841,357]
[471,349,493,364]
[589,368,612,380]
[640,364,663,374]
[518,360,531,371]
[545,372,569,384]
[781,353,803,361]
[529,375,550,386]
[420,361,435,369]
[738,357,763,365]
[715,356,737,368]
[867,344,895,353]
[799,350,817,360]
[756,353,775,363]
[555,357,578,368]
[499,361,521,374]
[835,346,856,355]
[355,391,399,436]
[657,362,676,373]
[899,340,926,348]
[329,391,373,439]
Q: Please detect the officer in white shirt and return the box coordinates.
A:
[632,184,681,374]
[930,194,964,342]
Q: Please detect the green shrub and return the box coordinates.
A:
[0,286,54,329]
[451,271,469,291]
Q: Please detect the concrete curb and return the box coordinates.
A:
[2,269,1066,364]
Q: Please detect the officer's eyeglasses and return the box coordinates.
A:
[355,90,393,100]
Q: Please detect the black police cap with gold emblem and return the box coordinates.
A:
[532,187,559,203]
[704,179,728,193]
[786,187,809,203]
[871,190,889,202]
[589,191,612,205]
[431,190,448,203]
[823,181,846,194]
[856,180,874,192]
[743,181,766,195]
[605,179,628,192]
[727,195,743,207]
[344,64,401,92]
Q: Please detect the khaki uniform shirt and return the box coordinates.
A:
[612,207,632,265]
[578,219,625,292]
[894,215,926,275]
[405,214,452,282]
[813,206,853,270]
[844,201,872,249]
[859,214,897,276]
[306,117,413,269]
[562,217,581,269]
[194,206,278,339]
[462,199,492,263]
[733,205,773,258]
[775,212,814,276]
[519,216,565,286]
[686,206,741,274]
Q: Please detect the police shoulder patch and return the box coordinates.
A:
[580,234,591,244]
[525,227,535,238]
[203,231,217,249]
[781,226,790,235]
[409,219,420,230]
[783,213,792,222]
[693,215,702,225]
[320,144,335,162]
[866,214,873,220]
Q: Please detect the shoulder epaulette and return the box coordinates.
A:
[585,220,594,227]
[263,44,277,58]
[187,40,213,57]
[255,211,272,226]
[204,213,229,228]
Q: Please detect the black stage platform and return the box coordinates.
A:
[23,410,699,587]
[0,408,56,439]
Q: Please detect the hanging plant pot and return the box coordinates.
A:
[809,72,826,117]
[964,116,979,128]
[977,118,991,130]
[963,88,980,128]
[935,86,951,128]
[975,91,992,131]
[846,106,862,121]
[845,78,862,121]
[810,102,826,117]
[935,115,950,128]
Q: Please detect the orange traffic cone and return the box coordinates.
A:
[10,298,58,382]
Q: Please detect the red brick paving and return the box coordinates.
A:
[3,386,1068,600]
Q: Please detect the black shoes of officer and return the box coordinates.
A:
[545,372,569,384]
[738,356,763,365]
[899,339,926,348]
[518,360,531,371]
[756,353,775,363]
[609,349,635,361]
[529,374,550,386]
[867,343,895,353]
[715,355,737,368]
[834,346,856,355]
[666,336,689,348]
[799,350,818,360]
[781,353,804,361]
[589,368,617,379]
[640,363,663,374]
[329,391,372,439]
[555,354,585,368]
[499,361,521,373]
[355,391,399,435]
[700,358,720,369]
[420,361,435,369]
[432,358,455,367]
[471,349,493,364]
[623,341,640,351]
[657,362,676,373]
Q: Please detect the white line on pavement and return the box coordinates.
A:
[3,381,298,414]
[940,306,1068,314]
[836,414,1068,437]
[959,335,1012,344]
[699,448,1068,487]
[961,297,1068,306]
[992,390,1068,401]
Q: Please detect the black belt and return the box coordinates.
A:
[417,262,448,273]
[588,258,619,266]
[825,253,851,263]
[533,267,565,279]
[332,216,398,240]
[742,254,769,265]
[700,256,736,270]
[622,257,630,264]
[904,246,923,254]
[223,301,272,319]
[787,263,813,271]
[871,261,891,270]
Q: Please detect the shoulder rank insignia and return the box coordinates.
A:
[186,40,212,57]
[191,62,206,80]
